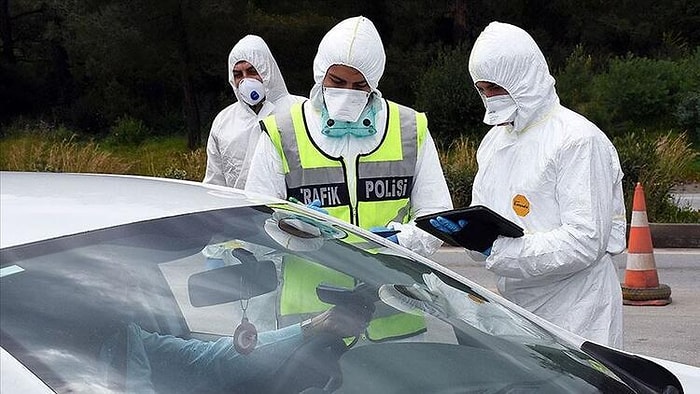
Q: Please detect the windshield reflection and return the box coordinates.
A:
[1,204,632,393]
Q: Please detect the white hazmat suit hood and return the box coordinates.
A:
[309,16,385,109]
[469,22,558,132]
[203,35,304,189]
[467,22,626,349]
[228,35,290,108]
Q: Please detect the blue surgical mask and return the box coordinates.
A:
[321,97,378,138]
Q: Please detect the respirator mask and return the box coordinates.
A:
[321,88,378,138]
[238,78,266,106]
[483,94,517,125]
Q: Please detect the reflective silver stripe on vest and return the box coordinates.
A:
[275,104,347,204]
[359,102,417,178]
[357,101,417,202]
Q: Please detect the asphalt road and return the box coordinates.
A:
[432,247,700,367]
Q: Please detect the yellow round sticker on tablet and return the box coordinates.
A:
[512,194,530,217]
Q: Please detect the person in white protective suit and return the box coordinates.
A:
[203,35,305,189]
[432,22,626,348]
[245,16,452,257]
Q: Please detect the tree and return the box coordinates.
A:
[3,0,699,151]
[0,0,60,124]
[1,0,15,64]
[54,0,248,147]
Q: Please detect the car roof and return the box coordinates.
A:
[0,172,277,249]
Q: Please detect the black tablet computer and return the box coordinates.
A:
[415,205,524,252]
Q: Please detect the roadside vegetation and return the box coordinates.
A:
[2,120,698,224]
[0,121,205,181]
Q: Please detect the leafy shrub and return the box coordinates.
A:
[589,56,683,136]
[414,44,485,143]
[106,115,149,146]
[614,131,699,223]
[383,43,438,108]
[438,135,479,208]
[555,45,597,113]
[677,47,700,93]
[674,92,700,143]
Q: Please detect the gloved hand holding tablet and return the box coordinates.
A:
[416,205,523,253]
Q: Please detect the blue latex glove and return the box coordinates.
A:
[306,199,329,215]
[429,216,467,234]
[369,226,399,244]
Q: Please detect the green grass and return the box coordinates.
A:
[438,135,479,209]
[0,132,206,181]
[103,137,194,176]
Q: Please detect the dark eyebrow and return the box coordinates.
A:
[328,73,346,83]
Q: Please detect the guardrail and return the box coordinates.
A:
[644,223,700,248]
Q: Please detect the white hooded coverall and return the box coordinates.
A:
[203,35,305,189]
[468,22,626,348]
[245,16,453,257]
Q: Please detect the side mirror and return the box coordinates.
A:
[188,249,278,307]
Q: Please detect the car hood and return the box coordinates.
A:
[0,172,275,249]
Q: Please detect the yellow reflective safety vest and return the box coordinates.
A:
[262,99,428,228]
[279,255,426,342]
[264,100,429,341]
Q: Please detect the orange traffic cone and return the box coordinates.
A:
[621,182,671,306]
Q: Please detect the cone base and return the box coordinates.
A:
[621,283,672,306]
[623,298,672,306]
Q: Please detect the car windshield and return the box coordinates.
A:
[1,204,632,393]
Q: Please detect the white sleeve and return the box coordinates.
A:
[244,132,287,199]
[391,130,453,257]
[202,117,226,186]
[486,137,618,279]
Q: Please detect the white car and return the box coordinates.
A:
[1,172,698,393]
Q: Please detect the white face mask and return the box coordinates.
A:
[483,94,517,125]
[238,78,266,106]
[323,87,370,123]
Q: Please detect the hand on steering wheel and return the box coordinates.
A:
[303,306,371,340]
[270,285,376,393]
